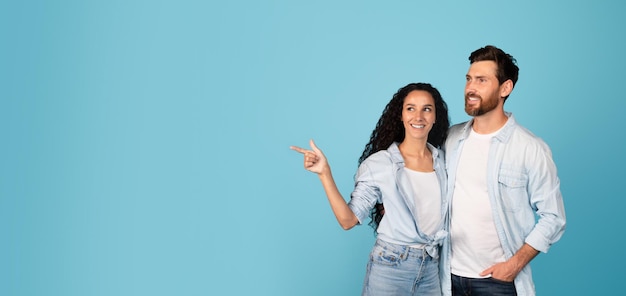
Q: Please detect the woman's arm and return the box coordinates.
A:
[290,139,359,230]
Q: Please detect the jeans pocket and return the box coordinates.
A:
[488,277,515,285]
[370,242,405,267]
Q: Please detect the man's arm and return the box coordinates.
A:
[480,243,539,282]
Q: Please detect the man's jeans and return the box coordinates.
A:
[452,274,517,296]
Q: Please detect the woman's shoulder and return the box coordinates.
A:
[362,149,392,165]
[356,148,397,181]
[365,142,403,162]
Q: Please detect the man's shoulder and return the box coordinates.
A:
[510,122,545,142]
[508,123,553,153]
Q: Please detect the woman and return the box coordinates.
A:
[290,82,450,295]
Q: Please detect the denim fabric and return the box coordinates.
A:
[441,113,566,296]
[452,274,517,296]
[362,239,441,296]
[348,142,448,259]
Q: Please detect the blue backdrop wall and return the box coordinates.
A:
[2,1,624,295]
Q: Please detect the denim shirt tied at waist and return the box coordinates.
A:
[348,142,448,259]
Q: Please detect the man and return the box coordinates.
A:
[441,45,566,296]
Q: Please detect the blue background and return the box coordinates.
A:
[2,1,624,295]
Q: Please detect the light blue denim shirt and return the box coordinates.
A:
[348,142,448,259]
[441,113,567,296]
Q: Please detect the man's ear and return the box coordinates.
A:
[500,79,514,98]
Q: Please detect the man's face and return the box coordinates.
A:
[464,60,503,117]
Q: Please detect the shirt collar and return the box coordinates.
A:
[460,112,518,143]
[388,141,439,164]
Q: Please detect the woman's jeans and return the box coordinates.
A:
[452,274,517,296]
[362,239,441,296]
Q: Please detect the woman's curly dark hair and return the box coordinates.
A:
[358,82,450,231]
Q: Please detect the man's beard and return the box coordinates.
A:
[465,94,499,116]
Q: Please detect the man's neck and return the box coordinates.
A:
[472,109,508,134]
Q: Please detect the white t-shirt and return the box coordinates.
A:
[450,128,506,278]
[405,169,441,245]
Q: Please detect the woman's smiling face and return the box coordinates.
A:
[401,90,436,141]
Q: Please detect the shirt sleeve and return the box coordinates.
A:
[524,142,567,253]
[348,162,381,225]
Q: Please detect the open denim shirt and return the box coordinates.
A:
[348,142,448,259]
[441,113,567,296]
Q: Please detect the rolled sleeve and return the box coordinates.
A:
[524,143,567,253]
[348,163,380,224]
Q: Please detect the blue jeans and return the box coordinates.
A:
[452,274,517,296]
[362,239,441,296]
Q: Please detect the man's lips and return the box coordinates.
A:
[466,96,481,106]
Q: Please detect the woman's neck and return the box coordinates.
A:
[398,139,434,172]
